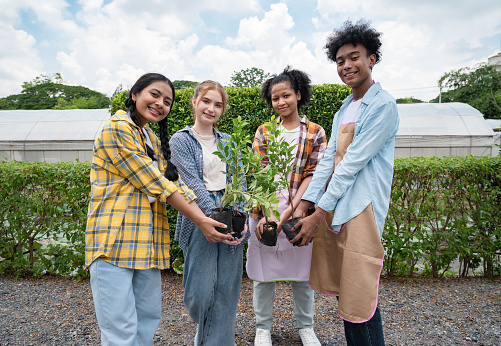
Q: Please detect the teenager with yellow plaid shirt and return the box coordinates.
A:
[86,73,230,346]
[246,67,326,346]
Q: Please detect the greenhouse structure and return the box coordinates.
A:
[0,109,110,163]
[0,102,499,163]
[394,102,499,157]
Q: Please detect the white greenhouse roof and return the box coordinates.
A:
[396,102,494,136]
[0,109,111,162]
[394,102,498,157]
[0,103,498,162]
[485,119,501,131]
[0,108,110,142]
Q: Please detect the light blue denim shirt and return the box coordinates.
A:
[302,83,399,237]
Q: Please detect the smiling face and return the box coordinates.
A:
[336,43,376,99]
[193,89,224,129]
[270,81,301,120]
[132,81,173,128]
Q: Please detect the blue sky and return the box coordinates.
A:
[1,0,500,101]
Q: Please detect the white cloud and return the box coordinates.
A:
[0,0,500,103]
[0,23,43,96]
[226,3,295,51]
[312,0,501,100]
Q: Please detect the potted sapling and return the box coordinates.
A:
[212,116,279,238]
[261,118,303,246]
[246,146,281,246]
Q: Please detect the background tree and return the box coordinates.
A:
[173,80,198,89]
[0,73,110,110]
[431,64,501,119]
[230,67,270,87]
[396,97,424,104]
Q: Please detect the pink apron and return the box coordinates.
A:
[246,129,313,282]
[309,123,384,323]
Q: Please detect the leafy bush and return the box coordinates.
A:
[2,155,499,279]
[0,161,91,279]
[384,155,501,277]
[2,84,499,279]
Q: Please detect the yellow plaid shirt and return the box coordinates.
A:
[85,111,196,269]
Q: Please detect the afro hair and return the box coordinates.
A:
[325,19,382,64]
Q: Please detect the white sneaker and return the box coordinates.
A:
[298,328,321,345]
[254,328,272,346]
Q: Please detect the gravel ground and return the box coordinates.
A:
[0,271,499,345]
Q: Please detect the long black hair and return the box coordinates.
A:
[260,66,312,109]
[124,72,179,181]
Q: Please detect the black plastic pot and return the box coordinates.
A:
[210,208,232,234]
[282,217,302,246]
[231,210,246,238]
[260,221,278,246]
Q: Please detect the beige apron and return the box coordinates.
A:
[309,123,384,323]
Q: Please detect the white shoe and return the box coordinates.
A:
[254,328,272,346]
[298,328,321,345]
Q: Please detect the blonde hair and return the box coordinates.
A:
[192,80,229,122]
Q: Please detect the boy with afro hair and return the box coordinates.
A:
[290,19,399,345]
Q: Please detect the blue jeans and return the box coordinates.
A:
[89,258,162,346]
[183,191,243,346]
[343,306,385,346]
[253,280,314,330]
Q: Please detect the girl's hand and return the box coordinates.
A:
[196,216,234,243]
[277,206,293,233]
[293,207,305,219]
[255,215,277,241]
[294,200,311,219]
[223,224,247,246]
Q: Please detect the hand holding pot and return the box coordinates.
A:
[255,215,277,241]
[294,200,312,219]
[223,224,248,246]
[289,207,326,247]
[277,205,306,232]
[196,216,234,243]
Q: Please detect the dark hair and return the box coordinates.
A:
[325,19,382,64]
[260,66,312,109]
[124,72,179,181]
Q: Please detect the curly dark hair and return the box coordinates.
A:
[325,19,382,64]
[260,66,312,109]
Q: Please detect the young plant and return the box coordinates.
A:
[261,118,302,245]
[212,116,280,235]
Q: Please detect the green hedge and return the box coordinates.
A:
[1,85,499,278]
[111,84,352,139]
[1,155,499,279]
[0,161,91,279]
[385,155,501,277]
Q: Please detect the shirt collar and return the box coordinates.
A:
[275,114,309,128]
[113,110,149,131]
[180,125,225,139]
[342,82,382,106]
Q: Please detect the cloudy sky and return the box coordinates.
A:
[1,0,500,101]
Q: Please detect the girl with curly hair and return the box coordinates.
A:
[247,67,327,346]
